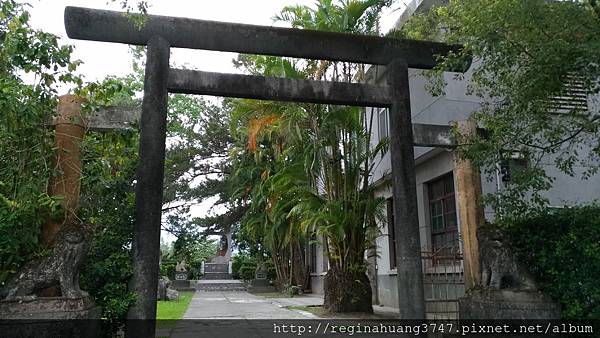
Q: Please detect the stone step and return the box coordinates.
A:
[202,272,232,280]
[425,300,459,320]
[196,280,246,292]
[197,285,247,292]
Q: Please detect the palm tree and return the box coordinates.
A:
[231,0,390,312]
[230,97,309,289]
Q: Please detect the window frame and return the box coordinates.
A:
[377,107,389,142]
[427,173,459,259]
[386,197,397,269]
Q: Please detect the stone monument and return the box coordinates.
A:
[202,230,233,280]
[247,263,275,293]
[254,263,268,280]
[210,232,232,264]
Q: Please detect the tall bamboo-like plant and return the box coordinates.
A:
[231,0,390,312]
[230,97,309,289]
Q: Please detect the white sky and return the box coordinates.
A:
[24,0,405,242]
[26,0,405,85]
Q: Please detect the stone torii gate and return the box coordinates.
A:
[64,6,467,334]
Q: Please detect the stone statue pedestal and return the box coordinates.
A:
[172,271,190,289]
[0,296,101,337]
[459,289,560,319]
[246,264,275,293]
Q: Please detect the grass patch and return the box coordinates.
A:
[156,291,194,330]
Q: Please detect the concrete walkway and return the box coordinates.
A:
[181,290,400,320]
[164,291,321,338]
[182,291,320,319]
[164,291,403,337]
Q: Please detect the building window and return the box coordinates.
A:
[377,108,388,142]
[428,173,459,259]
[386,197,397,269]
[500,157,528,183]
[309,236,317,274]
[547,74,589,113]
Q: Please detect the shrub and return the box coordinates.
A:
[0,0,79,285]
[239,263,257,281]
[264,259,277,281]
[232,253,262,280]
[232,253,278,282]
[0,193,62,283]
[232,254,253,279]
[503,205,600,319]
[160,261,177,279]
[78,130,139,330]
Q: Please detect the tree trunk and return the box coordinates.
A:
[323,264,372,313]
[272,254,283,286]
[271,247,290,290]
[291,239,307,289]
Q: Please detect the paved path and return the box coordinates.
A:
[164,291,322,338]
[165,291,403,337]
[182,291,321,319]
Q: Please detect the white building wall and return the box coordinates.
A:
[369,65,482,184]
[367,63,600,309]
[311,52,600,310]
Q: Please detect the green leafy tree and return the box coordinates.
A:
[99,47,242,242]
[231,112,309,289]
[79,126,139,327]
[0,0,80,283]
[77,53,238,324]
[396,0,600,318]
[162,94,239,238]
[398,0,600,217]
[121,46,241,241]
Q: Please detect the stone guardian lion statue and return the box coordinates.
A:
[0,224,91,300]
[478,224,537,290]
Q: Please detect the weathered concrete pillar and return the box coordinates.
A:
[126,36,170,338]
[453,119,484,290]
[43,94,87,245]
[387,58,426,319]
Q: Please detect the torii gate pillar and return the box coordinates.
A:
[127,37,170,329]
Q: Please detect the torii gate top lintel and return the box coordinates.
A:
[64,6,463,69]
